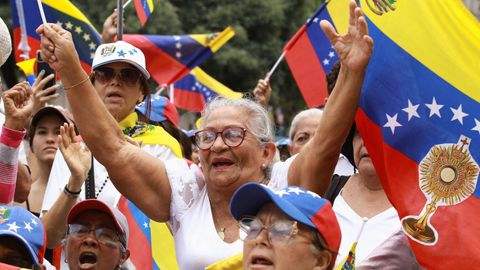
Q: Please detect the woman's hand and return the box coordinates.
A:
[59,123,91,190]
[320,0,374,72]
[2,82,33,131]
[252,79,271,110]
[31,70,59,114]
[35,23,78,73]
[102,10,124,44]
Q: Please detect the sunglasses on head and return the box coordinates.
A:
[93,66,142,86]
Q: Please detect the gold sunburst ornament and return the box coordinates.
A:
[402,135,479,245]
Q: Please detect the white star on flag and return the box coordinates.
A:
[450,105,469,125]
[90,53,95,59]
[89,42,96,50]
[472,119,480,134]
[402,99,420,121]
[176,42,182,49]
[274,190,289,197]
[56,21,62,28]
[7,222,20,232]
[313,17,319,23]
[328,51,335,58]
[31,218,38,226]
[83,33,91,41]
[307,191,320,198]
[323,59,330,66]
[287,187,305,195]
[384,113,402,134]
[65,21,73,30]
[143,222,149,228]
[176,52,182,59]
[74,26,83,34]
[425,97,443,118]
[174,36,180,41]
[24,222,33,232]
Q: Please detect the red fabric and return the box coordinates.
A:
[284,25,328,108]
[172,87,205,112]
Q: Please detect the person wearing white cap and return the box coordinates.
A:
[64,199,130,270]
[40,40,183,270]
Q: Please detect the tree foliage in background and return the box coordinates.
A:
[1,0,325,130]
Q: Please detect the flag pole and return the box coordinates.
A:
[36,0,48,24]
[265,51,285,81]
[123,0,133,9]
[117,0,124,41]
[16,0,30,60]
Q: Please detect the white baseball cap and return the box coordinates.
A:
[0,17,12,67]
[92,40,150,79]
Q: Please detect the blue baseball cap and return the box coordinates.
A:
[136,94,179,127]
[0,206,46,264]
[230,183,341,253]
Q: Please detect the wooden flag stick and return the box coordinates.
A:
[117,0,124,40]
[265,51,286,81]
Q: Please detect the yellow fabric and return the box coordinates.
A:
[191,68,243,99]
[16,59,36,76]
[190,26,235,52]
[119,112,181,270]
[119,112,183,157]
[205,253,243,270]
[42,0,97,29]
[335,242,357,270]
[359,0,480,101]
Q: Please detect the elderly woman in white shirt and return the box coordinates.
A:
[36,1,373,268]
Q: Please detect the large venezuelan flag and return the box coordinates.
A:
[123,26,235,86]
[338,0,479,268]
[133,0,154,26]
[283,4,341,108]
[171,67,243,112]
[10,0,101,74]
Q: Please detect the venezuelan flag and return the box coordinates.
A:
[171,67,243,112]
[328,0,480,268]
[123,26,235,86]
[134,0,154,26]
[16,58,36,85]
[10,0,101,74]
[283,3,341,108]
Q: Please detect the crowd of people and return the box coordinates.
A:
[0,1,424,269]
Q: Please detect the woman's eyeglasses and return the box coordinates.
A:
[194,127,247,150]
[93,67,142,86]
[238,216,301,244]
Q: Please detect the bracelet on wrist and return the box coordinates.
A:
[63,185,81,198]
[63,75,90,90]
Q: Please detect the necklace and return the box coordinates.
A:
[95,176,109,198]
[218,227,226,241]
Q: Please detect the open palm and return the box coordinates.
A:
[320,0,374,72]
[59,123,91,181]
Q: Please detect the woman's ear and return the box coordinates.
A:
[119,249,130,266]
[314,250,332,270]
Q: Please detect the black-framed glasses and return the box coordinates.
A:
[93,67,142,86]
[194,127,247,150]
[238,216,301,244]
[68,224,125,248]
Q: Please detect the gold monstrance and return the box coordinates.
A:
[402,136,479,245]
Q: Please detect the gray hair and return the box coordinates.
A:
[288,108,323,140]
[201,97,274,179]
[201,97,274,143]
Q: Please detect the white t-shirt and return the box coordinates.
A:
[165,158,289,270]
[333,193,401,267]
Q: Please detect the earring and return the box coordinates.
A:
[261,164,266,170]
